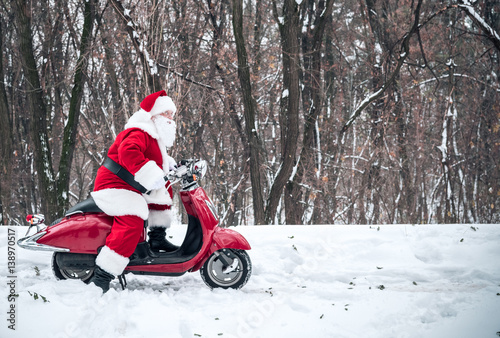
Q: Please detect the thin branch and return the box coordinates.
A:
[108,0,216,91]
[457,0,500,52]
[340,0,423,134]
[417,28,440,92]
[156,63,217,91]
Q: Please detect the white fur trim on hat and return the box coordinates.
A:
[148,209,174,229]
[149,96,177,116]
[95,245,130,276]
[134,160,165,191]
[91,189,149,220]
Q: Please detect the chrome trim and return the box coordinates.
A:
[17,232,70,252]
[65,210,84,217]
[25,223,47,237]
[181,182,199,191]
[205,199,219,220]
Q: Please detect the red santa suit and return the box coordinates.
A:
[91,90,177,276]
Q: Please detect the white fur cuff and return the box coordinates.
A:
[148,209,173,228]
[91,189,149,220]
[95,246,130,276]
[142,187,173,205]
[134,160,165,190]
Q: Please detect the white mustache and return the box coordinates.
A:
[153,116,176,148]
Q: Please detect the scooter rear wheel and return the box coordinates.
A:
[200,249,251,289]
[52,252,95,283]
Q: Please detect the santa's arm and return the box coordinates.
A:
[118,130,164,190]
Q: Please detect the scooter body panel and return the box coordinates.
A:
[37,213,113,254]
[181,187,219,230]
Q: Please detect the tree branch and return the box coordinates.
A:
[340,0,423,134]
[457,0,500,52]
[108,0,216,91]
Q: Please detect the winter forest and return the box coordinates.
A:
[0,0,499,226]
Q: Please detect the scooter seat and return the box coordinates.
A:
[66,197,103,215]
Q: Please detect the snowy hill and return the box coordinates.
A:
[1,224,499,338]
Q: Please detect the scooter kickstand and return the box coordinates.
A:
[117,274,127,290]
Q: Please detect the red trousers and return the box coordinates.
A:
[105,215,144,258]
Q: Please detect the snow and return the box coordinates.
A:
[1,224,500,338]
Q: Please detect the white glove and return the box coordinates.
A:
[150,177,166,190]
[165,155,177,171]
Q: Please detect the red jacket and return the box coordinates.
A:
[91,110,175,227]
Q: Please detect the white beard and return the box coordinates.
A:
[153,116,177,148]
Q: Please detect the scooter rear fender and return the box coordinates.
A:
[35,213,113,254]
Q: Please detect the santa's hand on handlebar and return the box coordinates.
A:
[172,164,188,178]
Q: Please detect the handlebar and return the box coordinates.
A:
[163,159,208,189]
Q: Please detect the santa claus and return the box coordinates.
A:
[89,90,178,292]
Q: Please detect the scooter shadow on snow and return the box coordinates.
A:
[113,274,204,292]
[108,272,266,295]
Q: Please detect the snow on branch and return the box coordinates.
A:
[109,0,216,91]
[457,0,500,52]
[341,0,423,134]
[414,73,500,92]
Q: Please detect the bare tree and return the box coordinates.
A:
[0,22,13,224]
[13,0,96,219]
[232,0,266,224]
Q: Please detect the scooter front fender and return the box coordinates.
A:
[212,227,251,251]
[190,227,251,272]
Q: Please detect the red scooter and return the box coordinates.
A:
[18,160,252,290]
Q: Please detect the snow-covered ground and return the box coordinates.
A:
[1,223,499,338]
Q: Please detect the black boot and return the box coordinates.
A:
[89,266,114,293]
[148,227,179,252]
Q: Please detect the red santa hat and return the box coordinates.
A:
[140,90,177,116]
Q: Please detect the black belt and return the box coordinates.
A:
[102,157,148,194]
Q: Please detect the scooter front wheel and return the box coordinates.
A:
[200,249,251,289]
[52,252,95,283]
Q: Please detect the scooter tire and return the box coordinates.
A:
[200,249,251,289]
[52,252,95,283]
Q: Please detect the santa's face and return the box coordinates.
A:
[152,111,176,148]
[156,110,174,120]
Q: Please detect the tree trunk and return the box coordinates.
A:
[0,23,13,224]
[286,0,335,224]
[14,0,58,220]
[56,0,95,214]
[232,0,266,224]
[266,0,301,224]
